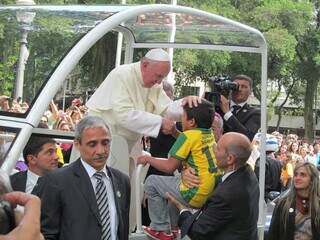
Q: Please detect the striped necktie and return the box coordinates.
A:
[94,172,111,240]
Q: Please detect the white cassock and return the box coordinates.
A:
[86,61,182,231]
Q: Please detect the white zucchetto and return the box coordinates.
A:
[145,48,170,62]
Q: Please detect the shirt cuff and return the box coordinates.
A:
[179,208,191,215]
[224,110,233,121]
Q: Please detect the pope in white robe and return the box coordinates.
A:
[86,49,198,232]
[86,49,183,163]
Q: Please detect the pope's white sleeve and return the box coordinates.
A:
[164,99,183,121]
[122,110,162,138]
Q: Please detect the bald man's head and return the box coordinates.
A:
[215,132,252,171]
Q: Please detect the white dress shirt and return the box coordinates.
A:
[221,170,236,182]
[81,159,118,240]
[26,170,40,193]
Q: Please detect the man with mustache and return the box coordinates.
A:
[38,116,130,240]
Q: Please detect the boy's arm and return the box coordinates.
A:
[137,155,181,174]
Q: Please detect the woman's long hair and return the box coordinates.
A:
[280,162,320,231]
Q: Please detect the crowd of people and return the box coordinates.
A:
[0,94,87,131]
[0,48,319,240]
[0,96,29,113]
[252,131,320,201]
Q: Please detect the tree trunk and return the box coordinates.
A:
[90,33,117,86]
[276,80,295,130]
[304,79,318,142]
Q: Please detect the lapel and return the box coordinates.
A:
[19,171,28,192]
[107,167,123,238]
[10,171,28,192]
[234,104,254,123]
[72,159,101,225]
[31,176,44,195]
[235,103,248,116]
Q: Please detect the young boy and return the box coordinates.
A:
[137,99,222,240]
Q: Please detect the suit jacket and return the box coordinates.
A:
[178,164,259,240]
[10,171,27,192]
[255,155,282,200]
[223,103,260,141]
[10,171,42,195]
[38,159,130,240]
[268,199,320,240]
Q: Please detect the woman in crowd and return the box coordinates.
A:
[288,141,301,163]
[268,162,320,240]
[280,152,294,191]
[277,143,288,162]
[299,145,309,162]
[297,145,317,166]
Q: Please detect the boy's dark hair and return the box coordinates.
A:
[23,136,56,165]
[183,99,214,129]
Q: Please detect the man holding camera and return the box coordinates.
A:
[220,74,260,141]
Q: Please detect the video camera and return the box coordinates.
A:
[0,170,15,234]
[204,75,239,114]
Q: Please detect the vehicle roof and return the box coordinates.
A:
[1,4,266,49]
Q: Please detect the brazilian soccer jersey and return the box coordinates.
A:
[169,128,221,208]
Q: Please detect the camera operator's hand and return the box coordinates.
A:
[220,95,230,114]
[0,192,44,240]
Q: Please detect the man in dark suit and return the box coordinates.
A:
[167,132,259,240]
[220,74,260,140]
[39,116,130,240]
[10,136,59,194]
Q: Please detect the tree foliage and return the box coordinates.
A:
[179,0,318,141]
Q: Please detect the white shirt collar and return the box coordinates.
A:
[26,170,40,193]
[27,169,40,180]
[80,159,109,180]
[230,100,247,108]
[222,170,235,182]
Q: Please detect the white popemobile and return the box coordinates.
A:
[0,4,268,240]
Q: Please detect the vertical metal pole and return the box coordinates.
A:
[167,0,177,85]
[14,31,28,100]
[257,46,268,240]
[14,0,36,100]
[115,0,126,67]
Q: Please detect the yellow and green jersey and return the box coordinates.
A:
[169,128,222,208]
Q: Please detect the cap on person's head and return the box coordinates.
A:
[145,48,170,62]
[266,135,279,152]
[253,133,279,152]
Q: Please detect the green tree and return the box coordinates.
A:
[178,0,316,140]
